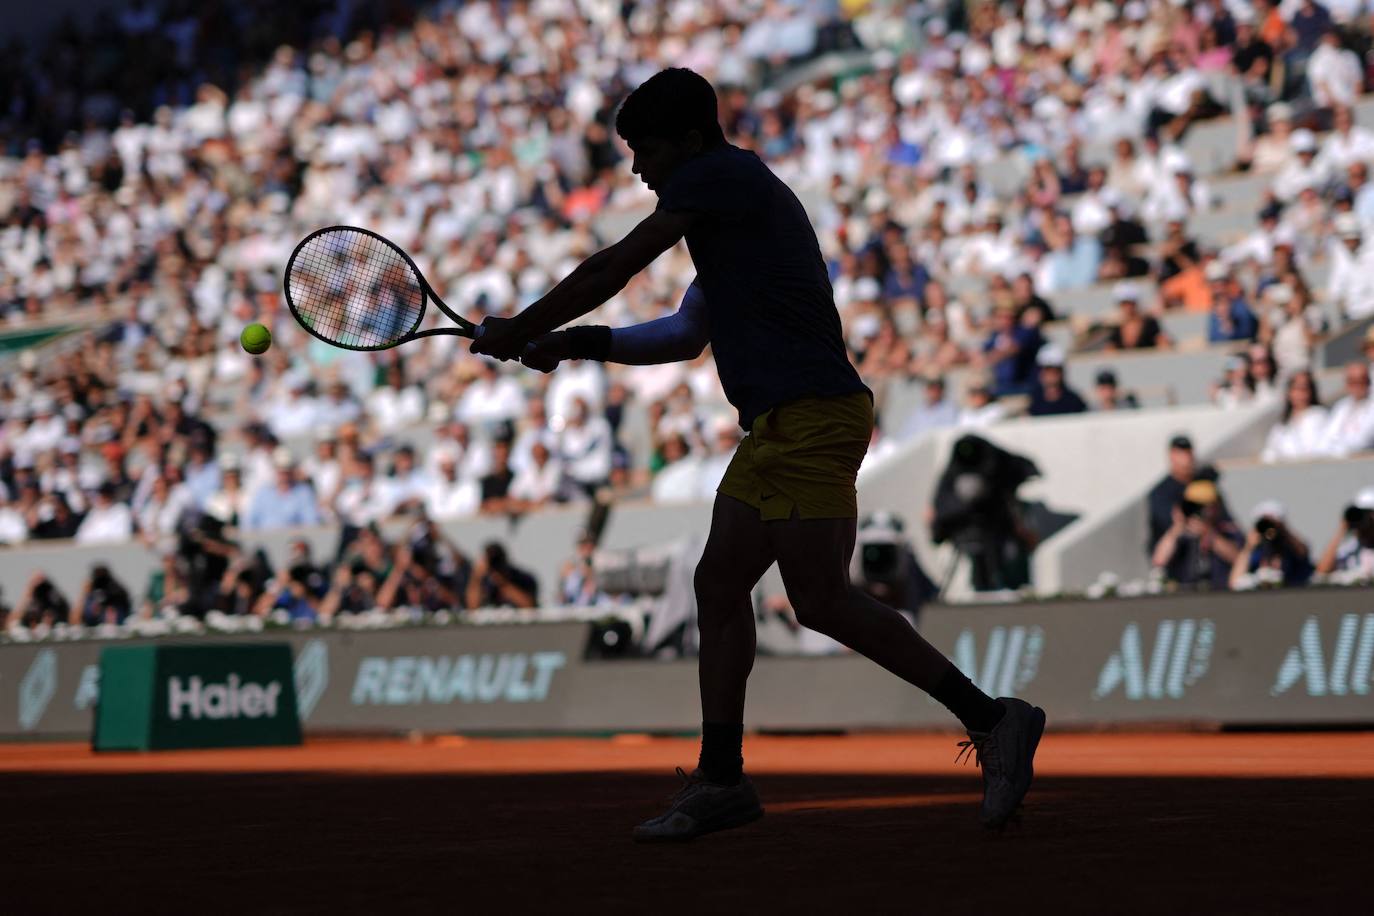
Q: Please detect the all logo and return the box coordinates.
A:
[294,639,329,719]
[18,649,58,731]
[952,625,1044,697]
[1094,619,1216,701]
[1271,613,1374,697]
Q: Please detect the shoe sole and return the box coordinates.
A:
[632,803,765,844]
[984,704,1046,831]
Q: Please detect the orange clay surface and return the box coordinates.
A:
[4,732,1371,914]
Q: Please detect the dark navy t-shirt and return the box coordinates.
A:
[655,143,869,429]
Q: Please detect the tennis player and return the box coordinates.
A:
[472,68,1045,841]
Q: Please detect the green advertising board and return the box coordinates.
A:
[94,643,303,751]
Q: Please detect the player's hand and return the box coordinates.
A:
[521,332,570,374]
[470,316,532,361]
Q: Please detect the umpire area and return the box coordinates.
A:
[2,731,1370,914]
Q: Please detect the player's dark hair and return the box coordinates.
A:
[615,68,725,147]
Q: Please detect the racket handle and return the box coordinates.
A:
[472,325,485,339]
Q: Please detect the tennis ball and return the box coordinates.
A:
[240,323,272,355]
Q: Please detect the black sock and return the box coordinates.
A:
[698,722,744,785]
[931,667,1005,733]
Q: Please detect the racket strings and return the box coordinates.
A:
[286,229,425,349]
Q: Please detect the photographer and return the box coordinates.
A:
[11,573,71,628]
[74,564,133,626]
[1229,501,1314,590]
[466,541,539,609]
[1315,488,1374,581]
[1151,480,1243,590]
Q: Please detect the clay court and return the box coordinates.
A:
[4,730,1371,914]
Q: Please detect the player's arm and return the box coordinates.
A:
[520,280,708,372]
[471,209,695,360]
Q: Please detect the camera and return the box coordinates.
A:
[1344,505,1369,529]
[1255,517,1280,540]
[1181,499,1205,519]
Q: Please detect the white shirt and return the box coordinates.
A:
[1308,44,1362,109]
[545,360,606,423]
[0,506,28,544]
[334,478,398,526]
[75,503,134,544]
[509,458,565,504]
[1328,243,1374,320]
[559,417,613,485]
[651,457,705,504]
[457,375,525,427]
[1261,408,1330,463]
[1317,127,1374,175]
[424,476,481,521]
[1320,395,1374,457]
[366,386,425,433]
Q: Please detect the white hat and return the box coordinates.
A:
[1112,281,1141,303]
[1251,499,1286,524]
[1355,487,1374,510]
[1204,260,1229,282]
[1267,102,1293,123]
[1291,129,1317,153]
[1334,213,1363,238]
[853,277,882,301]
[1036,345,1066,368]
[219,453,241,472]
[1265,283,1295,305]
[272,446,295,469]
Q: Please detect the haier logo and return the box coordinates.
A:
[351,652,566,706]
[168,675,284,721]
[18,650,58,731]
[1094,618,1215,701]
[1271,614,1374,697]
[952,626,1044,697]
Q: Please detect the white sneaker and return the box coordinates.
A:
[958,697,1046,830]
[632,767,764,843]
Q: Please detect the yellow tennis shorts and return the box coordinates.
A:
[717,391,874,521]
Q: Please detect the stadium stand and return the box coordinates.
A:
[2,0,1373,638]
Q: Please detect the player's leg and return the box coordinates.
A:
[769,514,1045,829]
[694,493,776,778]
[633,493,773,843]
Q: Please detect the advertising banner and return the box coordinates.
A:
[94,644,302,751]
[1,590,1371,739]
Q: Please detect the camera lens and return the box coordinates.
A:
[1344,505,1367,528]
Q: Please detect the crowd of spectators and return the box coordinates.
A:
[2,0,1374,620]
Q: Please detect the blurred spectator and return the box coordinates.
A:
[980,303,1042,397]
[1205,263,1259,343]
[1261,369,1328,462]
[1148,434,1200,553]
[243,451,321,531]
[1320,361,1374,456]
[1028,347,1087,417]
[424,454,480,521]
[1315,487,1374,579]
[897,376,960,442]
[558,397,613,495]
[1151,479,1244,590]
[958,377,1006,429]
[650,433,703,504]
[204,456,250,527]
[696,418,741,500]
[466,542,538,609]
[334,453,397,527]
[1308,28,1362,111]
[1328,215,1374,320]
[559,532,602,607]
[509,441,567,510]
[74,564,133,626]
[1230,500,1314,590]
[1157,219,1208,310]
[1093,369,1139,411]
[479,438,517,515]
[1105,283,1172,351]
[255,565,320,623]
[1272,129,1329,202]
[1261,283,1325,377]
[75,482,134,544]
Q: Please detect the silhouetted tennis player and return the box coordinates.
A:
[472,68,1045,841]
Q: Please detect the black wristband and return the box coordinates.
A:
[564,325,613,361]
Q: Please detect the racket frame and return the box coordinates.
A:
[284,225,482,352]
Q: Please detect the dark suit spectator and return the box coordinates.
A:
[1028,348,1088,417]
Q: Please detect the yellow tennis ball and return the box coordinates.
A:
[240,323,272,355]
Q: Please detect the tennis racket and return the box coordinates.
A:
[283,225,486,351]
